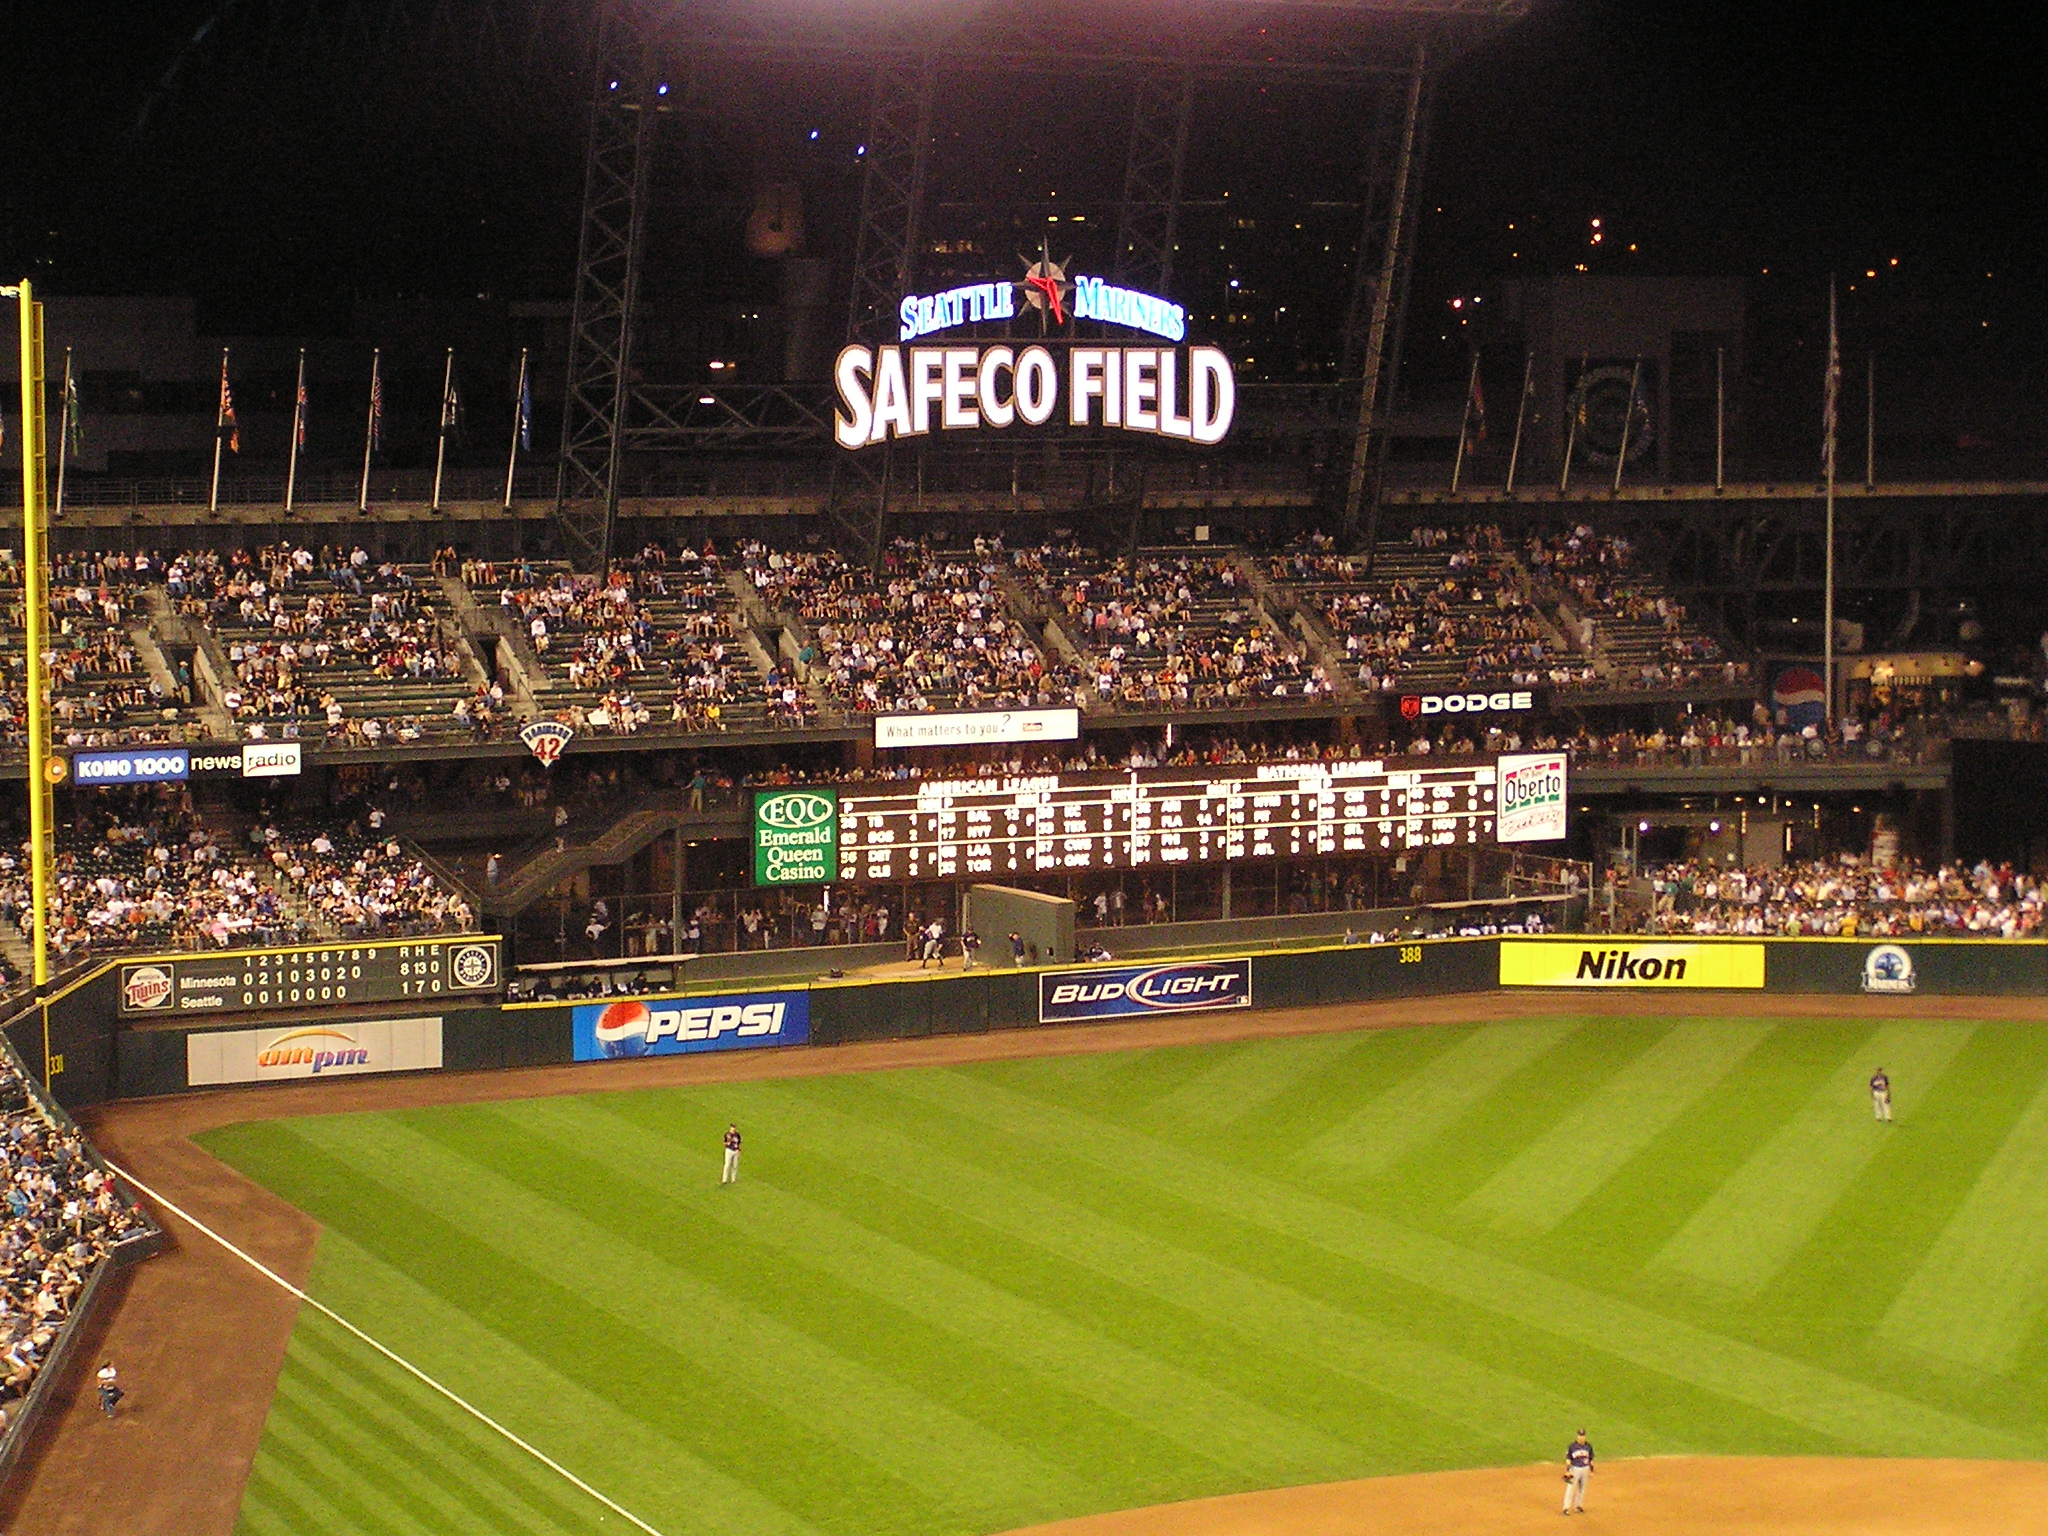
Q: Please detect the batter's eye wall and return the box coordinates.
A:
[14,937,2047,1110]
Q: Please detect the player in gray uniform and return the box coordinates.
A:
[1870,1067,1892,1122]
[1561,1430,1593,1514]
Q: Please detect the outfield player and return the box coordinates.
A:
[1871,1066,1893,1122]
[1561,1430,1593,1514]
[721,1123,742,1184]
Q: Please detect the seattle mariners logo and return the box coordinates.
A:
[1019,245,1071,326]
[1862,944,1917,994]
[451,943,497,990]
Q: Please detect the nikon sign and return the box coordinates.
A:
[753,789,839,886]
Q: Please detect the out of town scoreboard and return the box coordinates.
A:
[826,758,1547,884]
[118,935,502,1016]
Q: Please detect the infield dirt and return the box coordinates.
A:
[6,989,2046,1536]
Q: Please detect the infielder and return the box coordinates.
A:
[721,1123,742,1184]
[1870,1066,1892,1122]
[1561,1430,1593,1514]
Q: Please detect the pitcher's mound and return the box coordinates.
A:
[997,1457,2048,1536]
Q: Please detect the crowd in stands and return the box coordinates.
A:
[256,822,475,937]
[2,788,301,960]
[743,537,1079,713]
[1638,857,2043,938]
[0,1056,149,1422]
[1019,542,1328,706]
[1525,524,1749,689]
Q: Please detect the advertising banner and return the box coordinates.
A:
[753,788,838,885]
[572,991,810,1061]
[71,747,190,785]
[1039,958,1251,1023]
[1500,940,1765,989]
[186,742,303,779]
[875,707,1080,750]
[1496,752,1569,844]
[185,1016,443,1086]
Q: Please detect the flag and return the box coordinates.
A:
[219,352,239,453]
[441,369,465,443]
[1465,356,1487,444]
[65,368,84,456]
[1822,277,1840,479]
[294,371,308,449]
[367,353,385,456]
[517,365,533,454]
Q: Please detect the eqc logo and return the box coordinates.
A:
[757,792,834,830]
[1040,959,1251,1023]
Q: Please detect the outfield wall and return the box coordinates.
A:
[10,934,2045,1109]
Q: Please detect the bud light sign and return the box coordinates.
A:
[1039,959,1251,1024]
[571,990,810,1061]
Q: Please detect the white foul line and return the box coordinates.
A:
[107,1161,667,1536]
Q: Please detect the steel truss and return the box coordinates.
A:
[556,4,1516,568]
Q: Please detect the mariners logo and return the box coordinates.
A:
[451,943,497,990]
[1862,944,1917,994]
[519,720,574,767]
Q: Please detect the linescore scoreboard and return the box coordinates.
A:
[118,935,502,1016]
[835,760,1511,884]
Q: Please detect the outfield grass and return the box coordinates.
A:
[199,1014,2048,1536]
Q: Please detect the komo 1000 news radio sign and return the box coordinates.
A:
[572,990,811,1061]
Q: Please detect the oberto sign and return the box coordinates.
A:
[753,788,838,885]
[1496,752,1568,844]
[835,344,1235,447]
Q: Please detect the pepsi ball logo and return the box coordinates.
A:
[594,1001,653,1058]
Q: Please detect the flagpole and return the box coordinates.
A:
[505,346,528,509]
[360,348,379,512]
[1560,355,1586,494]
[431,347,454,512]
[284,347,306,513]
[209,346,228,512]
[8,280,55,1037]
[1612,355,1641,494]
[1449,349,1478,493]
[1865,350,1875,489]
[1504,349,1533,493]
[1823,277,1838,727]
[1714,346,1725,491]
[54,347,72,520]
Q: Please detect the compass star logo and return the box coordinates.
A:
[1018,240,1071,326]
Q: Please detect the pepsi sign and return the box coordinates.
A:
[1038,959,1251,1024]
[571,989,810,1061]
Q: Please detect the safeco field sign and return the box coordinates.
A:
[753,789,838,885]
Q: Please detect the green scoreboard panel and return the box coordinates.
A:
[117,935,502,1016]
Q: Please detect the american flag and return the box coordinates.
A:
[517,363,533,454]
[368,351,385,455]
[294,366,308,449]
[219,352,239,453]
[1822,277,1840,478]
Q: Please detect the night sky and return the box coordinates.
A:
[5,1,2041,409]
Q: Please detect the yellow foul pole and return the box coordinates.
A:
[10,280,55,1079]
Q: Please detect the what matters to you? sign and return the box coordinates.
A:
[753,788,839,885]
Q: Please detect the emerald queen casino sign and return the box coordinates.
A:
[834,261,1235,448]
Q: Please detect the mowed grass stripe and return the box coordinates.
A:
[201,1127,833,1536]
[1305,1021,1582,1175]
[1881,1064,2048,1373]
[885,1066,2038,1456]
[259,1392,495,1536]
[705,1076,1673,1462]
[497,1096,1359,1485]
[1658,1023,1976,1293]
[1463,1020,1774,1232]
[275,1316,602,1536]
[281,1114,1065,1522]
[1146,1032,1370,1127]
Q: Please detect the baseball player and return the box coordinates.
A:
[1870,1066,1892,1122]
[721,1123,742,1185]
[1561,1430,1593,1514]
[97,1361,124,1418]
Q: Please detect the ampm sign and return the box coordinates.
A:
[72,747,191,784]
[1039,958,1251,1024]
[753,788,838,886]
[572,991,810,1061]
